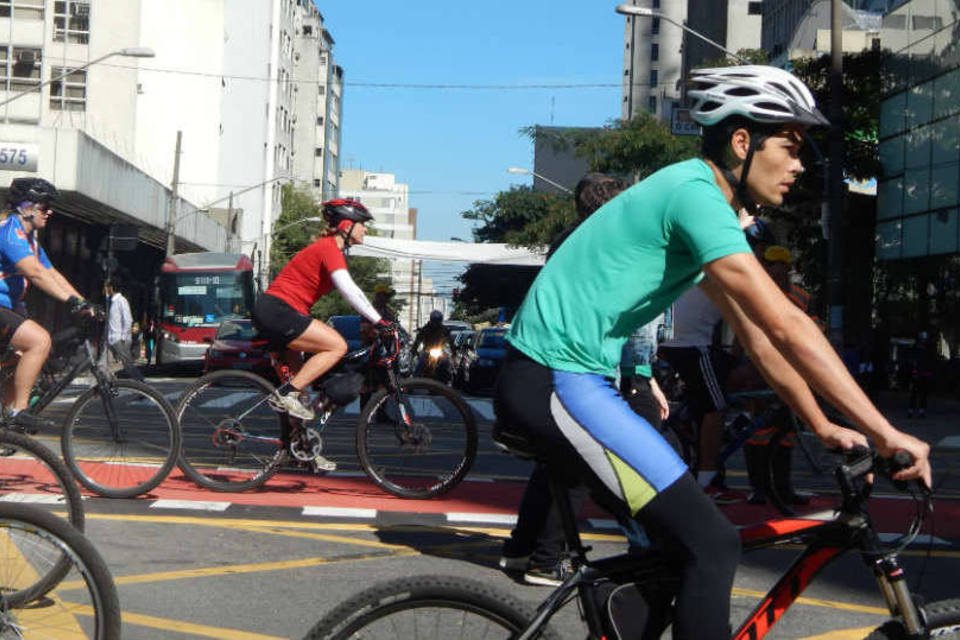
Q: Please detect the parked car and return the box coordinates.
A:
[328,315,366,352]
[202,318,273,379]
[456,327,509,394]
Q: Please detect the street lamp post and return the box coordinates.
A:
[506,166,574,195]
[0,47,155,108]
[614,4,747,64]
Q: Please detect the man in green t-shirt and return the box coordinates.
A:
[495,65,931,639]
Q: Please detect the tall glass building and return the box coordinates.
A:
[877,0,960,356]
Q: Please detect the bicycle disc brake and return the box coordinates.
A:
[290,427,323,462]
[398,422,432,453]
[211,419,246,448]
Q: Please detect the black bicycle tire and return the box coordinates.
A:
[176,369,283,492]
[356,377,477,499]
[0,502,121,639]
[304,575,559,640]
[0,430,85,604]
[865,598,960,638]
[0,430,84,530]
[61,379,181,498]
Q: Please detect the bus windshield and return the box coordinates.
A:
[159,271,254,328]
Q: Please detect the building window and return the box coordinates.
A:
[649,69,658,87]
[316,115,324,126]
[648,96,657,113]
[318,85,325,95]
[313,179,321,188]
[912,15,943,31]
[12,0,44,20]
[53,1,90,44]
[650,43,659,61]
[49,67,86,111]
[315,147,323,157]
[9,47,41,93]
[303,25,313,36]
[651,17,660,34]
[748,2,762,15]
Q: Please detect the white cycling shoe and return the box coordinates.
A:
[312,454,337,472]
[268,390,315,421]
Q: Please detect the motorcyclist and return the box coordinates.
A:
[411,310,451,379]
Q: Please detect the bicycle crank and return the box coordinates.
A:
[290,427,323,462]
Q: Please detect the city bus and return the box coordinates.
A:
[156,252,256,366]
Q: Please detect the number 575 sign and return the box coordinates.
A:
[0,143,39,172]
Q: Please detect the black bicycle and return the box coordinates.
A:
[0,502,120,639]
[176,328,478,499]
[306,427,950,640]
[3,316,181,498]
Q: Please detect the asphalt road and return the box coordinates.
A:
[10,371,960,639]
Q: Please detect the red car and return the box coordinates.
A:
[202,318,274,379]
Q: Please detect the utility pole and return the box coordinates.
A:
[226,191,235,252]
[826,0,845,347]
[165,130,183,258]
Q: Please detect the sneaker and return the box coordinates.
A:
[498,553,530,572]
[268,390,315,420]
[8,410,49,434]
[312,454,337,472]
[704,484,745,505]
[523,561,569,587]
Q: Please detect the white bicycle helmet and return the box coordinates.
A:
[688,65,829,128]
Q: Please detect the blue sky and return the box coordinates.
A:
[318,1,626,244]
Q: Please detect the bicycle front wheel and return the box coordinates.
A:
[61,379,180,498]
[304,575,557,640]
[356,377,477,499]
[0,502,121,639]
[867,599,960,638]
[176,370,285,492]
[0,430,85,604]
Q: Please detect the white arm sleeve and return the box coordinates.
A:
[331,269,383,324]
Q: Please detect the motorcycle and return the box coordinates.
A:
[413,342,453,384]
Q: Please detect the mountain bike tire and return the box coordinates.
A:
[0,429,85,604]
[866,599,960,638]
[176,369,285,492]
[61,379,181,498]
[356,377,477,499]
[304,575,559,640]
[0,502,120,638]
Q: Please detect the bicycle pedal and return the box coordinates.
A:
[312,455,337,473]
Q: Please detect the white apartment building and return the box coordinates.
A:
[292,2,342,202]
[0,0,341,288]
[762,0,887,64]
[621,0,686,122]
[339,167,439,327]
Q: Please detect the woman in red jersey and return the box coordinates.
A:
[252,198,395,421]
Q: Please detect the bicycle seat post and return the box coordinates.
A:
[546,468,591,566]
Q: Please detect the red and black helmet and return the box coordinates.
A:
[322,198,373,227]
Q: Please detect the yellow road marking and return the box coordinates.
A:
[231,523,414,550]
[801,627,878,639]
[120,609,287,640]
[732,587,888,615]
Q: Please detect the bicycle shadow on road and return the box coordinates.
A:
[373,523,507,572]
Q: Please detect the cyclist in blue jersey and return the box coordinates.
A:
[495,66,931,639]
[0,177,89,431]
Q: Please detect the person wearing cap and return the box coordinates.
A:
[0,177,89,432]
[495,65,931,638]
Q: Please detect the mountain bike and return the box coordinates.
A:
[3,316,181,498]
[0,502,120,639]
[176,328,478,499]
[305,427,949,640]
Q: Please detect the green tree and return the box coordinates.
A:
[462,185,574,249]
[269,183,393,320]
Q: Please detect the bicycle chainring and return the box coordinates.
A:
[290,427,323,462]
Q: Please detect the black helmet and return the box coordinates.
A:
[322,198,373,227]
[7,177,59,206]
[429,310,443,323]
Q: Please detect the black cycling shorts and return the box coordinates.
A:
[251,294,312,350]
[0,306,28,349]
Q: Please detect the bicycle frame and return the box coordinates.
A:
[513,455,927,640]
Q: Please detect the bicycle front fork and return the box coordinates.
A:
[873,556,924,634]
